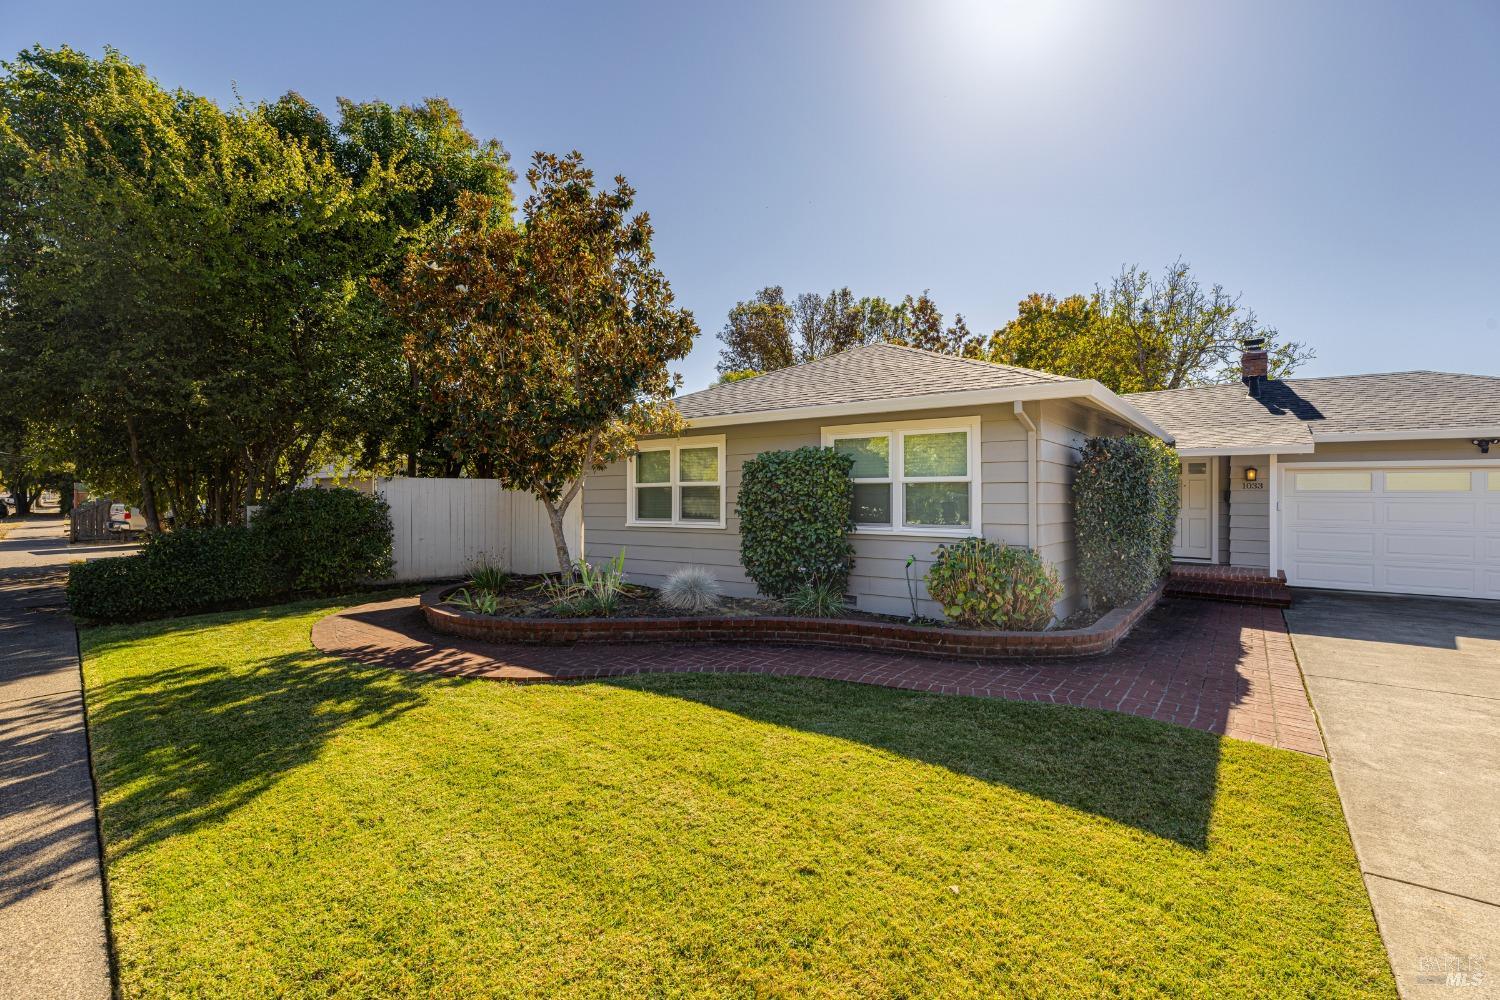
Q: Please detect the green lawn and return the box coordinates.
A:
[82,597,1394,998]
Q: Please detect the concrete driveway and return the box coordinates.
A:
[1286,592,1499,997]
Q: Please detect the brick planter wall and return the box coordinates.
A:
[419,584,1164,660]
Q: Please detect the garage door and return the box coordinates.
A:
[1281,466,1500,599]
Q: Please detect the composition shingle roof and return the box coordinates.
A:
[1126,371,1500,452]
[674,343,1076,420]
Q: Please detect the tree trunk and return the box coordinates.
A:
[124,414,165,534]
[542,496,576,582]
[12,477,32,516]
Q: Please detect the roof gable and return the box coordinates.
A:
[674,343,1074,421]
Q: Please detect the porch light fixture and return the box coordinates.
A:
[1244,466,1258,482]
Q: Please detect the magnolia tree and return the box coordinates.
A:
[380,152,698,578]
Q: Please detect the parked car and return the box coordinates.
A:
[109,503,147,533]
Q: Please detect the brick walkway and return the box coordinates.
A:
[312,596,1326,756]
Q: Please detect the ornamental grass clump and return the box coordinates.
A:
[1072,435,1180,610]
[736,446,855,599]
[660,567,722,613]
[535,550,629,616]
[923,537,1062,631]
[783,580,848,618]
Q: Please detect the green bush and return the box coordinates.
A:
[67,525,277,622]
[67,487,394,622]
[255,487,394,592]
[1072,435,1180,609]
[736,446,855,599]
[923,537,1063,630]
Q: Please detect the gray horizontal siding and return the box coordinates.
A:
[1227,455,1270,570]
[585,403,1032,619]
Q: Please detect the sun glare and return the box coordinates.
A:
[934,0,1083,70]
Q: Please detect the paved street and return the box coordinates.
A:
[0,516,133,1000]
[1287,592,1500,998]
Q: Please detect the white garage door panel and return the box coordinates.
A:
[1380,565,1477,592]
[1289,530,1376,556]
[1383,534,1475,559]
[1384,502,1476,526]
[1282,465,1499,600]
[1292,500,1376,523]
[1296,561,1378,587]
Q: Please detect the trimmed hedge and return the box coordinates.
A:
[66,525,277,622]
[736,446,855,599]
[67,487,393,622]
[256,487,394,592]
[1072,435,1180,609]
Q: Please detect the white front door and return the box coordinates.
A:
[1281,465,1500,599]
[1174,460,1214,560]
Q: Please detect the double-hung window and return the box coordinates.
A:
[627,435,726,528]
[822,417,979,535]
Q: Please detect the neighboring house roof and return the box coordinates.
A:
[1127,371,1500,454]
[673,343,1171,438]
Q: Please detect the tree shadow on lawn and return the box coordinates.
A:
[85,644,429,861]
[85,596,1249,859]
[609,670,1226,851]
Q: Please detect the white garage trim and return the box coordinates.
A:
[1279,459,1500,600]
[1281,459,1500,469]
[1268,454,1279,577]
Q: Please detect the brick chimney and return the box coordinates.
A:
[1241,338,1268,397]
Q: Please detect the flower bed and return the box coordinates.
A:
[420,582,1164,660]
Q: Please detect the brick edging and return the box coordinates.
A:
[419,584,1164,660]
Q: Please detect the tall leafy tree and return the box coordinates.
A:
[716,286,977,377]
[985,261,1313,393]
[716,286,795,377]
[380,153,698,576]
[886,290,980,356]
[1,46,514,530]
[0,46,415,529]
[330,96,517,477]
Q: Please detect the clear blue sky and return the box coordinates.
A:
[6,0,1497,390]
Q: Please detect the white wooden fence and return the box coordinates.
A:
[376,478,582,581]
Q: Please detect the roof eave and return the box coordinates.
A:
[1174,443,1318,457]
[682,380,1176,443]
[1312,426,1500,443]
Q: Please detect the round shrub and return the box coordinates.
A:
[736,446,855,599]
[923,536,1062,630]
[659,566,723,613]
[1072,435,1180,609]
[255,487,394,593]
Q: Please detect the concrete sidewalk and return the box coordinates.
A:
[0,516,126,1000]
[1286,592,1500,998]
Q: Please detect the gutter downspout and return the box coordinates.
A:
[1013,401,1039,551]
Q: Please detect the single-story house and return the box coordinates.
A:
[1126,345,1500,600]
[584,343,1172,619]
[584,340,1500,614]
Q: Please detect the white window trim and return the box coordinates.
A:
[625,435,727,529]
[821,416,981,537]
